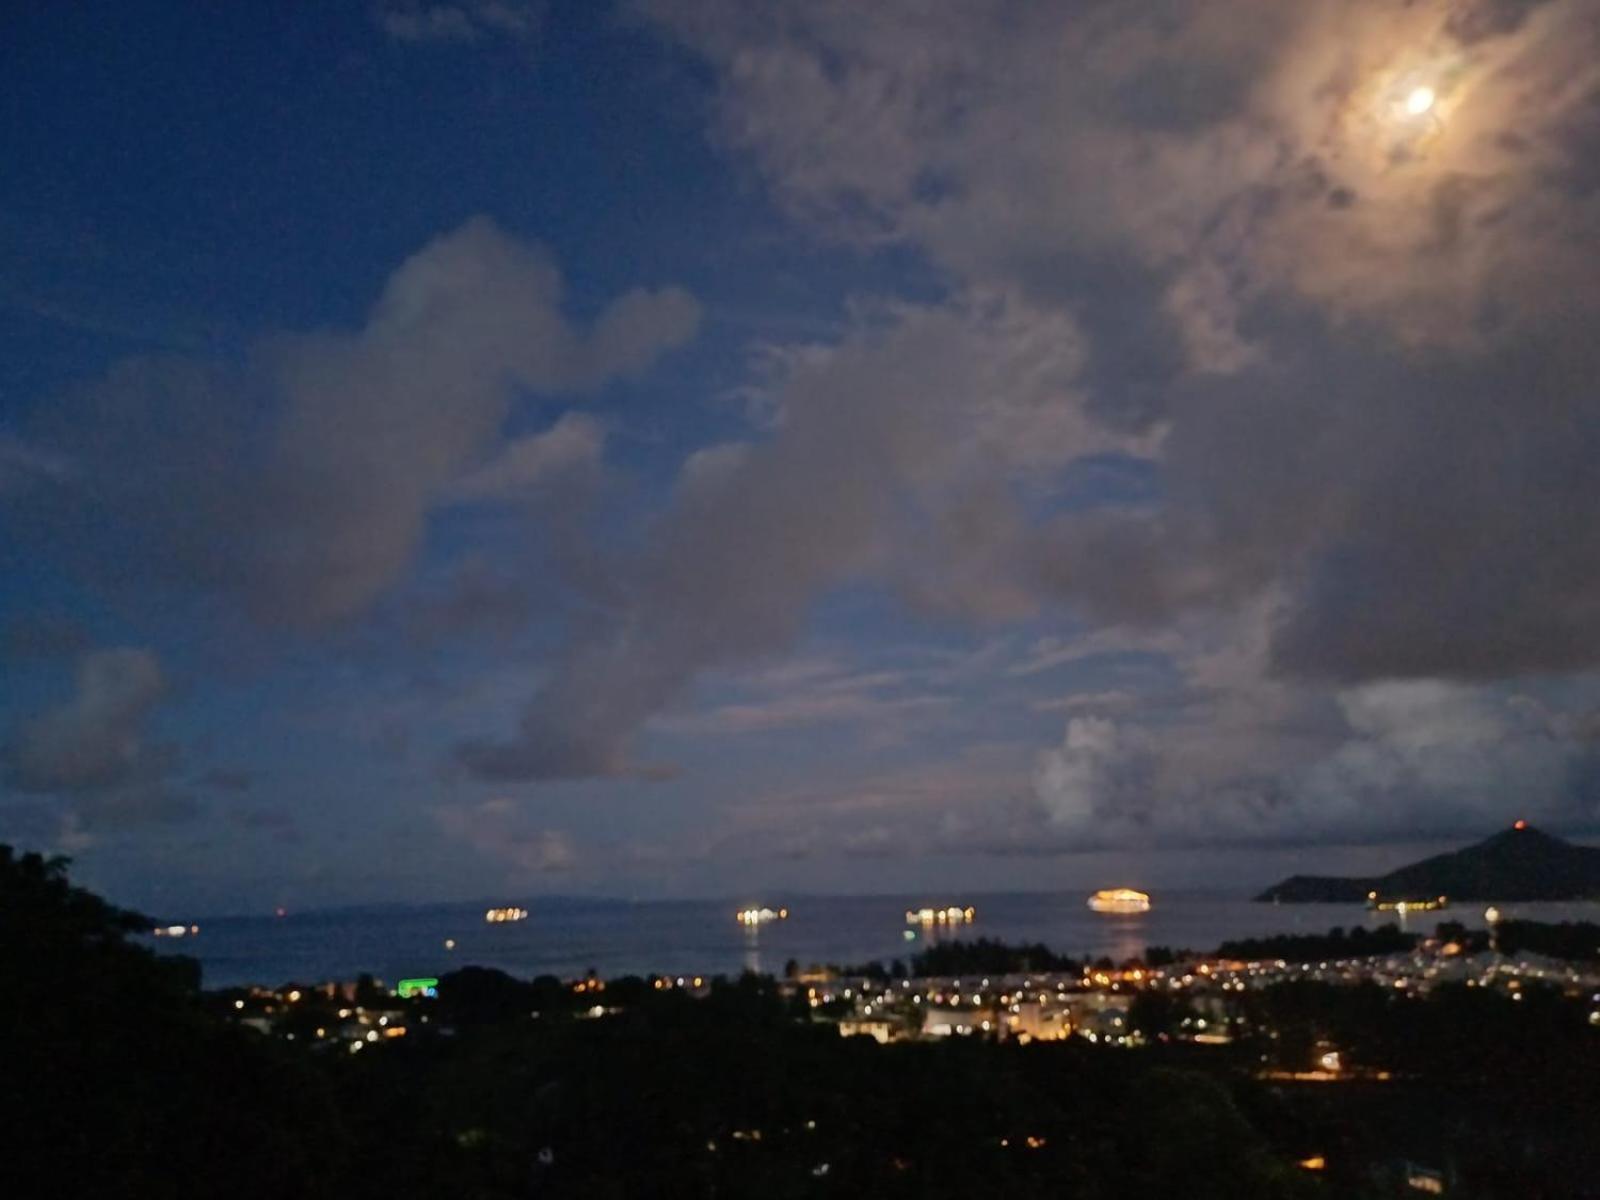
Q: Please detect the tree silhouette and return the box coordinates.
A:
[1,845,349,1200]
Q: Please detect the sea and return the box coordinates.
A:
[143,891,1600,990]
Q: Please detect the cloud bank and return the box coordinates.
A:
[11,217,699,627]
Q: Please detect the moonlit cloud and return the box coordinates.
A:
[628,0,1600,847]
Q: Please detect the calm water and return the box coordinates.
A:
[146,891,1600,990]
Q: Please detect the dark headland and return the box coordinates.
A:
[1257,823,1600,903]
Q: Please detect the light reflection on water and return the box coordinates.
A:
[146,890,1600,989]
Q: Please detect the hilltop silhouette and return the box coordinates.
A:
[1257,824,1600,903]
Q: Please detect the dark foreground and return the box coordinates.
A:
[6,845,1599,1199]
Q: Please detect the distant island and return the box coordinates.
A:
[1257,823,1600,903]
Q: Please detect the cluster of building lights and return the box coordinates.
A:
[484,907,528,923]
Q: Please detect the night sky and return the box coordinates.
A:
[4,0,1599,914]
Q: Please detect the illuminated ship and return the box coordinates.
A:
[1365,892,1448,914]
[484,907,529,923]
[1087,888,1151,914]
[905,905,976,925]
[151,923,200,937]
[735,906,789,926]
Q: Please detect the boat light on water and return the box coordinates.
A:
[1366,892,1448,914]
[1087,888,1151,914]
[736,906,789,926]
[484,907,529,923]
[905,905,976,925]
[152,924,200,937]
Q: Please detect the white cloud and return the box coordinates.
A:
[446,412,606,505]
[20,217,699,626]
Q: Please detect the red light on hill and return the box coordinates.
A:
[1513,819,1527,831]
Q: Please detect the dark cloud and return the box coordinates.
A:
[434,798,576,873]
[402,559,535,645]
[198,768,254,793]
[3,648,175,795]
[229,806,296,833]
[0,647,202,838]
[74,789,202,832]
[0,801,60,843]
[1446,0,1554,44]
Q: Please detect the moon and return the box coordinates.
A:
[1406,86,1436,116]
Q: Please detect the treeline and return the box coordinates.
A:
[1494,919,1600,963]
[911,937,1083,977]
[1214,924,1418,963]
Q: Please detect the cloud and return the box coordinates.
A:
[664,664,952,738]
[3,648,174,795]
[650,0,1596,350]
[198,768,254,793]
[706,740,1034,864]
[434,797,576,873]
[375,1,540,43]
[455,292,1125,780]
[73,789,201,832]
[0,647,200,837]
[401,557,536,643]
[445,412,606,505]
[1033,716,1160,835]
[0,432,70,496]
[643,0,1600,692]
[12,217,699,627]
[1023,677,1596,850]
[229,806,299,843]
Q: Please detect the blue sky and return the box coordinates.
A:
[4,0,1600,915]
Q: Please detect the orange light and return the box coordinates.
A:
[1299,1155,1326,1171]
[1513,819,1527,831]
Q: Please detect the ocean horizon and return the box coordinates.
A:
[143,888,1600,990]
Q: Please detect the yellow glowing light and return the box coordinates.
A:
[1406,86,1435,116]
[1087,888,1150,914]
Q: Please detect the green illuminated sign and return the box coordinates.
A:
[397,977,439,998]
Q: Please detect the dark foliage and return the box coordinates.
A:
[1493,919,1600,963]
[0,845,350,1200]
[1215,923,1417,964]
[910,937,1082,977]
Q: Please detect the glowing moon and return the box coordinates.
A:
[1406,86,1436,116]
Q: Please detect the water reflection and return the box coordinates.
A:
[1095,914,1148,965]
[742,924,763,976]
